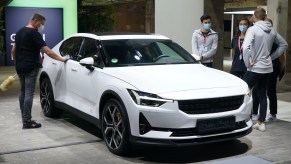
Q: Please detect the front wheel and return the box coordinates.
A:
[102,98,130,156]
[40,77,61,117]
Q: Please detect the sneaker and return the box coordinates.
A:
[253,122,266,132]
[251,114,259,121]
[23,121,42,129]
[265,114,277,123]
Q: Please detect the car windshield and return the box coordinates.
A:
[101,39,198,67]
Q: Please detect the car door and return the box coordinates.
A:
[54,37,83,103]
[66,37,102,116]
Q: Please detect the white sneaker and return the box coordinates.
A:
[265,114,277,123]
[253,122,266,132]
[251,114,259,121]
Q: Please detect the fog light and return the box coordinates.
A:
[139,113,151,135]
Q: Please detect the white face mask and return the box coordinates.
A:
[38,24,44,32]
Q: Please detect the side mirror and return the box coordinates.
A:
[80,57,95,72]
[80,57,94,66]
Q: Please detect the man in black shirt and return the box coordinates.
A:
[11,13,67,129]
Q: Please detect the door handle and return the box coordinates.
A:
[71,67,78,72]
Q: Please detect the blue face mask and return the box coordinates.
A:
[239,25,248,32]
[203,23,211,30]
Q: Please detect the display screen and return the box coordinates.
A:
[5,7,63,66]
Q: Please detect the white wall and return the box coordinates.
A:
[267,0,279,30]
[267,0,288,38]
[155,0,204,53]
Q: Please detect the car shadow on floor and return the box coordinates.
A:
[57,111,103,139]
[56,111,251,163]
[124,139,250,163]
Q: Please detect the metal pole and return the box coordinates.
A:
[230,14,234,59]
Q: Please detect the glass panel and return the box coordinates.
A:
[101,39,198,67]
[59,37,83,61]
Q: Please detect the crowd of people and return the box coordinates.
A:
[191,8,288,132]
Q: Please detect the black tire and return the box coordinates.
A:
[40,77,62,118]
[102,98,130,156]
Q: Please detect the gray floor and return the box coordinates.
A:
[1,66,291,164]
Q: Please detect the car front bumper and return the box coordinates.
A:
[126,93,253,145]
[129,120,252,146]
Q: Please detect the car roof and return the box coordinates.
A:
[66,32,170,41]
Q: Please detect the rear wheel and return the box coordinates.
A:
[102,98,130,156]
[40,77,61,117]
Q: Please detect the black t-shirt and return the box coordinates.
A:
[230,36,246,72]
[201,31,209,37]
[15,27,47,74]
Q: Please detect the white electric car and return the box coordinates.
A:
[39,33,252,155]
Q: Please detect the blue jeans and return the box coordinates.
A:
[243,71,271,122]
[18,68,39,124]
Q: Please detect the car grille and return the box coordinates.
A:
[170,120,247,137]
[150,119,248,137]
[178,95,244,114]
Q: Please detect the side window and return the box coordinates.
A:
[78,38,102,65]
[59,37,83,61]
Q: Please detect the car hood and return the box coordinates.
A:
[103,64,248,98]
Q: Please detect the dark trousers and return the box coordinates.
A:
[230,71,246,79]
[253,59,280,116]
[267,59,280,115]
[202,62,213,68]
[18,68,39,124]
[243,71,271,122]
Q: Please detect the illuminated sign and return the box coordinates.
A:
[5,7,63,66]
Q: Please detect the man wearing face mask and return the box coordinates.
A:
[11,13,68,129]
[191,14,218,68]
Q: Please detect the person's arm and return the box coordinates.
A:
[231,38,235,59]
[41,46,67,62]
[31,31,67,63]
[11,43,16,64]
[270,32,288,60]
[279,53,286,72]
[201,33,218,59]
[191,32,199,55]
[242,27,255,68]
[231,48,235,59]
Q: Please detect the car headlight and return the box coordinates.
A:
[127,89,173,107]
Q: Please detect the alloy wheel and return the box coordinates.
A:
[103,103,124,150]
[40,80,51,113]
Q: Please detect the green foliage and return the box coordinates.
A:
[79,5,115,32]
[94,5,115,32]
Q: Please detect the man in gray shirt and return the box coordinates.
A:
[242,8,288,132]
[191,15,218,68]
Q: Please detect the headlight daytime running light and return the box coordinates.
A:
[127,89,173,107]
